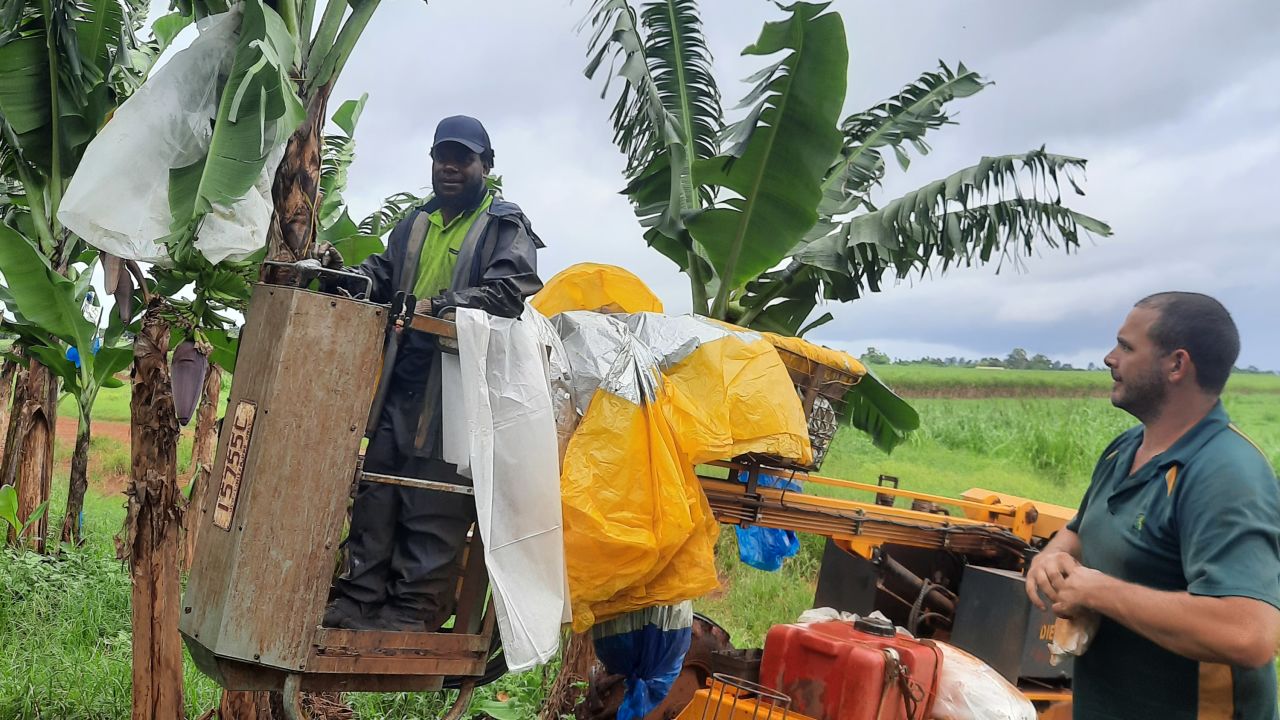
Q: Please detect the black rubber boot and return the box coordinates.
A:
[373,604,429,633]
[322,596,383,630]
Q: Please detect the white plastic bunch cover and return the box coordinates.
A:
[58,7,284,265]
[930,641,1037,720]
[796,606,860,624]
[445,305,568,671]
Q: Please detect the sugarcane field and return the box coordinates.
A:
[1,2,1278,719]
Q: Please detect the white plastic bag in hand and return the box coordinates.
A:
[1049,612,1100,666]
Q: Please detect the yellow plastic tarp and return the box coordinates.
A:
[531,262,664,317]
[560,384,720,631]
[538,266,824,629]
[660,332,813,466]
[761,331,867,378]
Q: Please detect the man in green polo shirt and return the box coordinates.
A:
[1026,292,1280,719]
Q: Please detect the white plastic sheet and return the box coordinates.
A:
[58,7,284,265]
[440,353,470,478]
[930,642,1037,720]
[448,305,568,671]
[530,310,578,462]
[796,607,897,627]
[442,310,576,469]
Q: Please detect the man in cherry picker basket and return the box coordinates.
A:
[299,116,544,631]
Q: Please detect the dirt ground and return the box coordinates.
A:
[53,417,133,495]
[55,417,131,444]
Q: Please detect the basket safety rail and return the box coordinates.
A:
[262,260,374,299]
[700,674,791,720]
[361,472,475,496]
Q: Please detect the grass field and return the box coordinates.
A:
[57,373,232,424]
[4,366,1279,717]
[868,364,1280,397]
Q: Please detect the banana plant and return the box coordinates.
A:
[582,0,1111,451]
[314,93,391,265]
[231,0,417,272]
[0,482,48,545]
[0,0,154,547]
[0,233,135,546]
[24,2,412,714]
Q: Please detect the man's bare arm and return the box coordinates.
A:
[1054,566,1280,668]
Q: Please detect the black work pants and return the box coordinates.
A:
[332,425,475,620]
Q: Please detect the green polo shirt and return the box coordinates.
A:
[1066,401,1280,719]
[412,192,493,300]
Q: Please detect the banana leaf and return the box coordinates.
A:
[684,2,847,316]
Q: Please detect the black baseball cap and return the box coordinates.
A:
[433,115,492,154]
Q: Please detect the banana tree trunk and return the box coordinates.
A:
[218,690,282,719]
[0,358,17,461]
[224,82,348,720]
[261,83,334,283]
[20,360,56,552]
[183,362,222,571]
[59,413,92,546]
[540,632,598,720]
[118,302,184,720]
[1,357,57,552]
[0,356,27,486]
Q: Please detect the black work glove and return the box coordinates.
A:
[315,242,344,269]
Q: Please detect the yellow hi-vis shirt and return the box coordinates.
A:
[412,192,493,299]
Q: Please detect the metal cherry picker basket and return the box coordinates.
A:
[181,266,497,717]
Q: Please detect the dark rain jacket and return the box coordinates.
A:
[346,193,544,459]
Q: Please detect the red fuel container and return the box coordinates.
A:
[759,617,943,720]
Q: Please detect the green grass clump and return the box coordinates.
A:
[91,435,133,479]
[0,489,221,720]
[0,545,134,718]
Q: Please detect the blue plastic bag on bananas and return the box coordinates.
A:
[591,602,694,720]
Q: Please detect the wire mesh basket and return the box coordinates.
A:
[757,345,858,472]
[699,673,793,720]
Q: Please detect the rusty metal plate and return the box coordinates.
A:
[213,400,257,530]
[183,285,387,673]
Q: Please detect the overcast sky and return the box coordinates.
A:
[154,0,1280,370]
